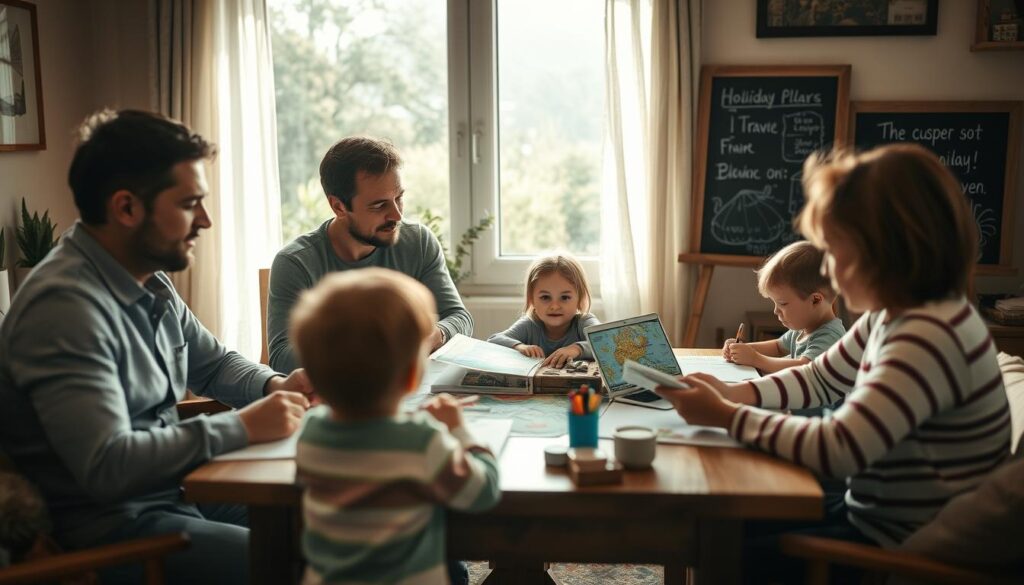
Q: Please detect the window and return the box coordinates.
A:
[270,0,604,289]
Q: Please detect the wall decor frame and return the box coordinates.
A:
[757,0,939,38]
[0,0,45,151]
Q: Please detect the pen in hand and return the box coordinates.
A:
[735,323,745,343]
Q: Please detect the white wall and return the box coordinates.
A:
[0,0,150,273]
[696,0,1024,347]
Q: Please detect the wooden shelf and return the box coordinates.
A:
[974,0,1024,51]
[971,40,1024,51]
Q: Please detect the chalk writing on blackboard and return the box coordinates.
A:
[854,109,1014,266]
[700,75,840,257]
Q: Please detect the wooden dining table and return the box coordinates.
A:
[183,349,823,585]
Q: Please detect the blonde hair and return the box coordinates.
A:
[523,254,592,316]
[797,143,976,310]
[757,241,835,300]
[290,268,437,416]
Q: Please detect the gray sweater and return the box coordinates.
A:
[487,313,600,358]
[268,220,473,372]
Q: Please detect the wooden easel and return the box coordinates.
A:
[678,253,763,348]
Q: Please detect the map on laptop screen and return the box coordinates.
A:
[588,318,679,393]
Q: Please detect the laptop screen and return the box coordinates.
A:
[586,314,681,394]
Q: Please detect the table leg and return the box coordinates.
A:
[249,504,303,585]
[479,561,560,585]
[689,519,742,585]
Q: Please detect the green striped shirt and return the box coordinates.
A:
[297,410,500,584]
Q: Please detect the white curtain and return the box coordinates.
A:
[601,0,700,344]
[153,0,282,361]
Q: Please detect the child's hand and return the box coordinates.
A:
[423,393,465,431]
[729,343,760,367]
[543,344,582,368]
[722,338,738,362]
[515,344,544,358]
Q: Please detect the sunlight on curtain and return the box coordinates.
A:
[209,0,283,361]
[601,0,699,343]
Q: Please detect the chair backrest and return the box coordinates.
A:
[259,268,270,366]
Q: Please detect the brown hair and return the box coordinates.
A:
[523,254,592,316]
[797,143,976,311]
[319,137,403,209]
[757,240,835,300]
[69,109,215,224]
[290,268,436,417]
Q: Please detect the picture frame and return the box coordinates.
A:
[756,0,939,38]
[0,0,45,151]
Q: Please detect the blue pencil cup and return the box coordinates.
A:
[568,411,599,448]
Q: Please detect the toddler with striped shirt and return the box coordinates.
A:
[655,144,1010,583]
[289,268,500,585]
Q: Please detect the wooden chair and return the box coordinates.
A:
[259,268,270,366]
[781,352,1024,584]
[0,533,190,585]
[779,534,1019,585]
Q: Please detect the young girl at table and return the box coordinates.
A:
[655,144,1011,581]
[488,254,600,368]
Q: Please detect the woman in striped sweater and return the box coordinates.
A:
[657,144,1011,577]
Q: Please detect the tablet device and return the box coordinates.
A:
[584,314,677,410]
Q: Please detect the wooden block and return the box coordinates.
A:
[569,460,624,486]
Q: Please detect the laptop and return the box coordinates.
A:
[585,313,678,410]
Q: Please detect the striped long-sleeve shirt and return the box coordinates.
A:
[729,298,1010,546]
[297,410,501,585]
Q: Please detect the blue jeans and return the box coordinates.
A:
[92,502,249,585]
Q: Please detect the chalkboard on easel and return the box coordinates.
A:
[687,66,850,265]
[852,102,1022,272]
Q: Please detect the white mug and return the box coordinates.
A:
[613,425,656,469]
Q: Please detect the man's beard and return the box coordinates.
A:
[135,218,195,273]
[349,220,401,248]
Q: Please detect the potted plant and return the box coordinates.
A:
[0,227,9,315]
[15,198,58,290]
[416,209,495,285]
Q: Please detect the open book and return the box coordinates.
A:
[430,334,601,395]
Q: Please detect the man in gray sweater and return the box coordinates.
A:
[268,137,473,373]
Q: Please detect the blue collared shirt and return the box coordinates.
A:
[0,222,276,544]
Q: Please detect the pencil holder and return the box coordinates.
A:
[567,411,599,448]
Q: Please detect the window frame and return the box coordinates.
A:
[448,0,602,295]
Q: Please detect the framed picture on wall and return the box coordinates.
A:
[757,0,939,38]
[0,0,45,151]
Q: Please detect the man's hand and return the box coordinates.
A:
[423,393,465,431]
[543,344,582,368]
[514,344,544,358]
[238,391,309,443]
[265,369,318,406]
[654,373,739,428]
[429,327,446,352]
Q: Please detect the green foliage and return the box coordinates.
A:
[17,199,57,268]
[270,0,602,257]
[417,208,494,284]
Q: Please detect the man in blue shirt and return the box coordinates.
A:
[0,110,313,585]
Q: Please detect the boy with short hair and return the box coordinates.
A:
[724,241,845,374]
[291,268,500,585]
